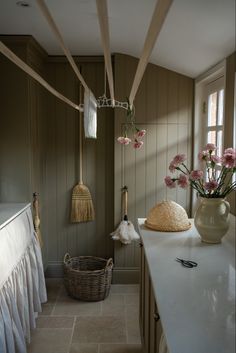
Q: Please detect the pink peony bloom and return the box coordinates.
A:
[117,137,131,145]
[198,150,210,161]
[205,143,216,151]
[169,161,176,173]
[204,180,219,191]
[136,129,146,138]
[172,154,186,166]
[190,170,204,180]
[164,176,176,189]
[133,140,144,149]
[211,155,221,164]
[178,174,189,188]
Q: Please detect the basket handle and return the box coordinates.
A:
[106,258,113,268]
[63,253,71,264]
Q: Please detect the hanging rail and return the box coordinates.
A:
[0,41,82,112]
[96,0,115,105]
[129,0,173,107]
[36,0,92,95]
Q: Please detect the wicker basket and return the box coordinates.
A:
[63,253,113,301]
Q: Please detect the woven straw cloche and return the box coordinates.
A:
[145,200,191,232]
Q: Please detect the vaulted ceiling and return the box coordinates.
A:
[0,0,235,78]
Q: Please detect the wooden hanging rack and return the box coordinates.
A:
[1,0,173,116]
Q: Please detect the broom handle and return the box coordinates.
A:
[79,85,83,184]
[123,186,128,220]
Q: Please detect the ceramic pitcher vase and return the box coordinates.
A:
[194,197,230,244]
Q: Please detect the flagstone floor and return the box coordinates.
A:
[27,278,142,353]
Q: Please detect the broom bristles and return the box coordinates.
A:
[71,183,95,222]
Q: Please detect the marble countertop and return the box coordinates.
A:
[0,203,31,230]
[138,215,235,353]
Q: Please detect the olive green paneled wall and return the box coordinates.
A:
[113,54,194,283]
[0,36,46,204]
[43,58,114,275]
[0,37,194,282]
[1,37,234,283]
[0,37,114,275]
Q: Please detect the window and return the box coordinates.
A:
[193,62,226,214]
[204,76,224,155]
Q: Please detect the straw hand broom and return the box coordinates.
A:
[71,87,95,223]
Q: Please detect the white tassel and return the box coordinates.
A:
[111,220,140,245]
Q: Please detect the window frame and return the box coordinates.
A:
[204,76,225,155]
[192,60,226,215]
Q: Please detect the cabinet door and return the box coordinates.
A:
[143,254,150,353]
[149,282,156,353]
[139,242,145,342]
[140,246,165,353]
[154,301,163,353]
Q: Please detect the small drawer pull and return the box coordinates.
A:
[154,313,160,322]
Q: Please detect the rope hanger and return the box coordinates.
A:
[97,66,129,110]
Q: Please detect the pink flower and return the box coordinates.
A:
[204,180,219,191]
[177,174,189,188]
[222,148,236,167]
[205,143,216,151]
[164,146,236,197]
[172,154,186,166]
[198,150,210,161]
[117,136,131,145]
[221,153,236,168]
[211,155,221,164]
[136,129,146,138]
[224,148,236,156]
[169,161,176,173]
[133,140,144,149]
[190,170,204,180]
[164,176,176,188]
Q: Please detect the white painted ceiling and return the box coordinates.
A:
[0,0,235,78]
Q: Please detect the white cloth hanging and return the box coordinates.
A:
[84,89,97,139]
[0,206,47,353]
[159,332,169,353]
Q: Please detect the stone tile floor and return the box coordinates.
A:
[27,279,142,353]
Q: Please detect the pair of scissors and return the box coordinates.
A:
[176,258,198,268]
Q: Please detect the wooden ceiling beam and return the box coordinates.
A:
[129,0,173,106]
[0,40,82,112]
[96,0,115,105]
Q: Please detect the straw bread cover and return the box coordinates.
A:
[145,200,191,232]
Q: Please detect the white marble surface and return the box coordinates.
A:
[0,203,30,229]
[138,215,235,353]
